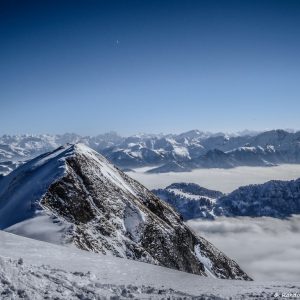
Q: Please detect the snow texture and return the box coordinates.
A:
[0,231,299,300]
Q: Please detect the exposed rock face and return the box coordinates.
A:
[0,144,251,280]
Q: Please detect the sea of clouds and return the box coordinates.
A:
[128,164,300,192]
[128,164,300,281]
[187,216,300,281]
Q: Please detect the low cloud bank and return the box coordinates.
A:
[187,216,300,281]
[128,164,300,192]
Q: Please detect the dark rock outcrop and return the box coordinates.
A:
[0,144,251,280]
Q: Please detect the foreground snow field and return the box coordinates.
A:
[0,256,195,300]
[1,231,299,299]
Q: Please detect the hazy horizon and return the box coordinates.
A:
[0,127,299,137]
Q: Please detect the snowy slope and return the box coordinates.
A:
[153,183,224,220]
[0,144,250,280]
[0,231,299,300]
[217,178,300,218]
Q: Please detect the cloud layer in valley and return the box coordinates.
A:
[187,216,300,281]
[128,164,300,192]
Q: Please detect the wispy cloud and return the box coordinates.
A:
[186,215,300,281]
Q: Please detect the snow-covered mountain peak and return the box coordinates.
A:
[73,142,98,155]
[0,144,251,280]
[72,143,137,195]
[153,183,224,220]
[0,142,138,228]
[154,179,300,220]
[0,144,76,229]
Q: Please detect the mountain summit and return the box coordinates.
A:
[0,143,251,280]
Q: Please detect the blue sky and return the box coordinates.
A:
[1,0,300,135]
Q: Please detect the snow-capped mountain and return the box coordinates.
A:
[0,160,23,177]
[1,129,300,175]
[0,132,121,162]
[129,129,300,172]
[217,178,300,218]
[0,143,250,280]
[153,183,224,220]
[153,179,300,219]
[0,132,122,175]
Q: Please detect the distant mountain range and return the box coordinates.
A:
[0,143,250,280]
[153,179,300,220]
[1,129,300,175]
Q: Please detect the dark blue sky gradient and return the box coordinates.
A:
[1,0,300,135]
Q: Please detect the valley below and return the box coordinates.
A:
[128,165,300,283]
[187,215,300,282]
[127,164,300,192]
